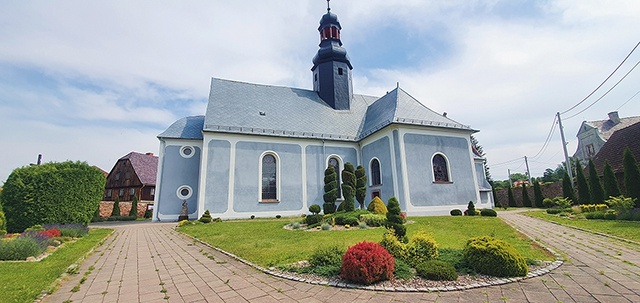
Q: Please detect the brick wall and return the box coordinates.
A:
[494,182,565,207]
[98,201,153,218]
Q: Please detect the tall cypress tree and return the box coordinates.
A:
[533,181,543,208]
[587,160,605,205]
[623,147,640,206]
[575,160,590,205]
[323,166,338,214]
[522,183,532,207]
[562,170,576,204]
[602,161,620,198]
[340,162,356,212]
[355,165,367,210]
[507,186,516,207]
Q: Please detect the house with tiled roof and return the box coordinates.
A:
[104,152,158,202]
[153,4,492,221]
[573,111,640,165]
[590,121,640,186]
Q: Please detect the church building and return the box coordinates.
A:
[152,4,493,221]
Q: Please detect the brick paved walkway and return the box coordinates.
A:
[43,212,640,302]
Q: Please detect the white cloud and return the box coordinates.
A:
[1,0,639,183]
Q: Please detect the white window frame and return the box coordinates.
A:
[176,185,193,200]
[431,152,452,183]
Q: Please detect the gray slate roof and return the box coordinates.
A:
[584,116,640,141]
[158,115,204,140]
[165,78,473,142]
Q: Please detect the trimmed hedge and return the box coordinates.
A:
[416,260,458,281]
[450,209,462,216]
[359,213,386,227]
[480,209,497,217]
[306,214,323,225]
[463,236,528,277]
[199,210,213,223]
[2,161,105,233]
[310,245,344,267]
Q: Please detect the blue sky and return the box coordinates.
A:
[1,0,640,183]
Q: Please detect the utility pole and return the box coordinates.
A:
[557,112,573,182]
[508,169,512,188]
[524,156,532,184]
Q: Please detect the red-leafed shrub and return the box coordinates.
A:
[341,241,394,285]
[40,229,61,238]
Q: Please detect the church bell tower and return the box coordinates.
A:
[312,0,353,110]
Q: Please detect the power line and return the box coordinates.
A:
[565,58,640,120]
[616,89,640,111]
[530,115,558,160]
[560,41,640,115]
[491,157,523,168]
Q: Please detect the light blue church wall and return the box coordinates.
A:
[403,133,477,206]
[156,144,201,219]
[305,145,358,208]
[392,130,407,210]
[203,139,231,214]
[361,136,395,207]
[233,141,303,213]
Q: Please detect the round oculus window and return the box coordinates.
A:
[180,146,195,158]
[176,185,193,200]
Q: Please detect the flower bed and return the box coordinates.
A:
[0,224,87,261]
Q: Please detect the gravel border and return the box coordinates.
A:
[179,227,564,292]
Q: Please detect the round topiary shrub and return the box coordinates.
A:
[480,209,497,217]
[341,241,394,285]
[199,210,213,223]
[406,230,438,267]
[305,214,323,225]
[309,204,321,215]
[465,201,476,216]
[450,209,462,216]
[367,196,388,214]
[463,236,528,277]
[416,260,458,281]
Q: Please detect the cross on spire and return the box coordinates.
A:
[327,0,330,12]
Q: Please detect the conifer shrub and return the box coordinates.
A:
[309,245,344,267]
[379,228,407,261]
[542,198,555,208]
[464,201,476,216]
[359,213,386,227]
[562,170,576,203]
[603,161,620,198]
[355,165,367,209]
[0,210,6,236]
[575,160,591,205]
[605,196,636,214]
[306,214,323,225]
[623,147,640,205]
[129,196,139,217]
[533,181,544,208]
[463,236,528,277]
[480,208,497,217]
[522,184,532,207]
[333,212,359,226]
[340,163,356,212]
[341,241,394,285]
[323,167,338,214]
[416,260,458,281]
[603,210,617,220]
[309,204,321,215]
[584,212,605,220]
[450,209,462,216]
[406,230,438,267]
[588,160,605,205]
[507,186,517,207]
[367,196,388,214]
[385,197,406,240]
[199,210,213,223]
[111,197,121,217]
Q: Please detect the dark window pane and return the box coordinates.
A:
[371,159,381,185]
[433,154,449,182]
[262,155,277,200]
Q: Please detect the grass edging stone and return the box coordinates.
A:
[176,224,563,292]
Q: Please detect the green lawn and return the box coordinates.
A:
[179,215,553,268]
[0,228,113,303]
[525,211,640,242]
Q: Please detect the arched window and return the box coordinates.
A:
[261,154,277,200]
[370,158,381,186]
[432,154,450,182]
[328,156,342,198]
